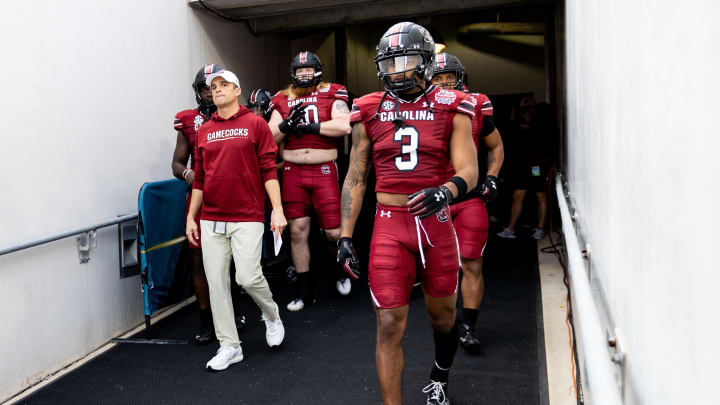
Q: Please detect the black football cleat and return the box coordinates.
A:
[459,323,482,354]
[235,314,247,332]
[194,323,215,345]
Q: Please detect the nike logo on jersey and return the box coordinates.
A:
[379,110,435,122]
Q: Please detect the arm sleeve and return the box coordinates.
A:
[268,92,283,116]
[349,99,364,125]
[334,85,349,101]
[191,137,204,190]
[173,112,183,131]
[480,97,494,116]
[256,120,279,183]
[480,115,496,137]
[455,93,476,119]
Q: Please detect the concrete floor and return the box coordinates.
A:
[537,235,578,405]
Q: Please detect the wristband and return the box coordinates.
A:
[183,169,193,180]
[306,122,321,134]
[448,176,467,200]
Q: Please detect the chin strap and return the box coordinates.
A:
[369,73,435,130]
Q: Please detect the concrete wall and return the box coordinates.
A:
[565,1,720,403]
[0,1,287,401]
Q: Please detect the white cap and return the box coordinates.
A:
[206,70,240,87]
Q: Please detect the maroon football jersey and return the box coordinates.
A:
[174,108,209,170]
[350,85,475,194]
[268,83,348,150]
[446,92,494,178]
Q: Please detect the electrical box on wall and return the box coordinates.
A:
[118,219,139,278]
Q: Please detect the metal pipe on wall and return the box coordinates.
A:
[555,174,623,405]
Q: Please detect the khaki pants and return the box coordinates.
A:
[200,220,279,347]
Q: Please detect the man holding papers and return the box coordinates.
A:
[186,69,287,372]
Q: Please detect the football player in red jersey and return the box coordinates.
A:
[339,23,478,405]
[431,53,504,354]
[268,51,352,311]
[171,64,223,345]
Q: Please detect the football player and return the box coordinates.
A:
[268,52,352,311]
[246,88,273,121]
[431,53,504,354]
[171,64,245,344]
[339,23,478,405]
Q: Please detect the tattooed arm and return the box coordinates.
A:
[340,122,372,238]
[318,99,352,137]
[483,128,504,177]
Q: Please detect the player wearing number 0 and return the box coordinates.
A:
[431,53,504,353]
[268,51,352,311]
[338,23,478,405]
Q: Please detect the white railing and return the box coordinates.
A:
[556,174,623,405]
[0,214,138,257]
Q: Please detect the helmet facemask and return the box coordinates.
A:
[376,54,432,94]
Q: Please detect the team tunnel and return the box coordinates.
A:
[9,1,566,404]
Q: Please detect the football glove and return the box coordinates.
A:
[337,237,360,280]
[479,175,498,202]
[407,185,452,219]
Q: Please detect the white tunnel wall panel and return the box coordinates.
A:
[565,1,720,403]
[0,1,287,401]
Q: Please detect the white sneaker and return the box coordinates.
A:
[531,228,545,240]
[336,277,352,296]
[206,345,243,371]
[286,298,305,312]
[261,311,285,347]
[497,227,516,239]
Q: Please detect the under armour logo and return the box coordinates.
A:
[434,192,444,202]
[380,210,392,218]
[284,166,291,171]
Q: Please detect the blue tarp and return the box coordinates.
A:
[138,179,189,316]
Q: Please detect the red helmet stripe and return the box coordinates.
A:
[390,23,404,48]
[250,90,257,103]
[437,53,446,68]
[300,52,307,64]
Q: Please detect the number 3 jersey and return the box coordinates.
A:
[350,85,475,194]
[268,83,349,150]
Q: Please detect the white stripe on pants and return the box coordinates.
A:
[200,220,279,347]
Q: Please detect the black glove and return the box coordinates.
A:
[337,237,360,280]
[278,103,308,134]
[407,185,452,219]
[294,122,321,135]
[479,175,498,202]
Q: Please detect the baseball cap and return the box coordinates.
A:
[206,70,240,87]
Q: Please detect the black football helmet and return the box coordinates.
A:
[374,22,435,93]
[290,51,323,88]
[192,64,224,114]
[432,53,465,91]
[246,89,273,120]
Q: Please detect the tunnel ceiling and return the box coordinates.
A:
[188,0,548,34]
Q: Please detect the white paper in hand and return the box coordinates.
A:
[271,210,282,256]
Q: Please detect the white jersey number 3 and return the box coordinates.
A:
[394,126,419,171]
